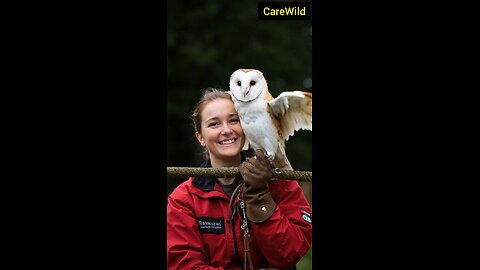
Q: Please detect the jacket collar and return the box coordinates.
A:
[192,151,250,191]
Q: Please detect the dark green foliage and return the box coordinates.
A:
[167,0,312,193]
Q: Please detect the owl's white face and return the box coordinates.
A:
[229,69,265,102]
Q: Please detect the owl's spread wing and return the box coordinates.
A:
[268,91,312,141]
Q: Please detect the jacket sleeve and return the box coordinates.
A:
[167,187,225,270]
[249,179,312,269]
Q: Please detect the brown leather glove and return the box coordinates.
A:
[239,148,277,223]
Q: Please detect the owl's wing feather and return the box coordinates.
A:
[268,91,312,141]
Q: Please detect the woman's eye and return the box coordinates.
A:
[208,122,218,127]
[229,119,239,124]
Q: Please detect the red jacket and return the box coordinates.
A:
[167,172,312,269]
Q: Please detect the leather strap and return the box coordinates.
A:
[237,199,255,270]
[228,182,255,269]
[227,182,244,234]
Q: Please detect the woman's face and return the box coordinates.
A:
[195,98,245,164]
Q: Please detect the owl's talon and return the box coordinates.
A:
[263,152,274,168]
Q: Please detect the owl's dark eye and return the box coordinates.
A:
[237,81,241,86]
[250,80,256,86]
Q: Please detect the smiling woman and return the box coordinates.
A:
[192,90,246,177]
[190,88,248,188]
[167,87,312,270]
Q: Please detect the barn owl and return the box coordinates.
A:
[228,68,312,170]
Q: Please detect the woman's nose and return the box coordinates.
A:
[220,124,232,135]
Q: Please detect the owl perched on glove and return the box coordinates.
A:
[228,68,312,170]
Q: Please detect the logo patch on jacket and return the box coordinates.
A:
[300,209,312,223]
[197,217,225,234]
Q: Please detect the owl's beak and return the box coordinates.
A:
[243,87,250,97]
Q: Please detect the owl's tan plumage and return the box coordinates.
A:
[228,68,312,170]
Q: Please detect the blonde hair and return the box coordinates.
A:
[191,87,232,133]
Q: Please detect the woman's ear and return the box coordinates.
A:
[195,131,206,147]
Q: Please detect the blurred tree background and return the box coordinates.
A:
[167,0,312,268]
